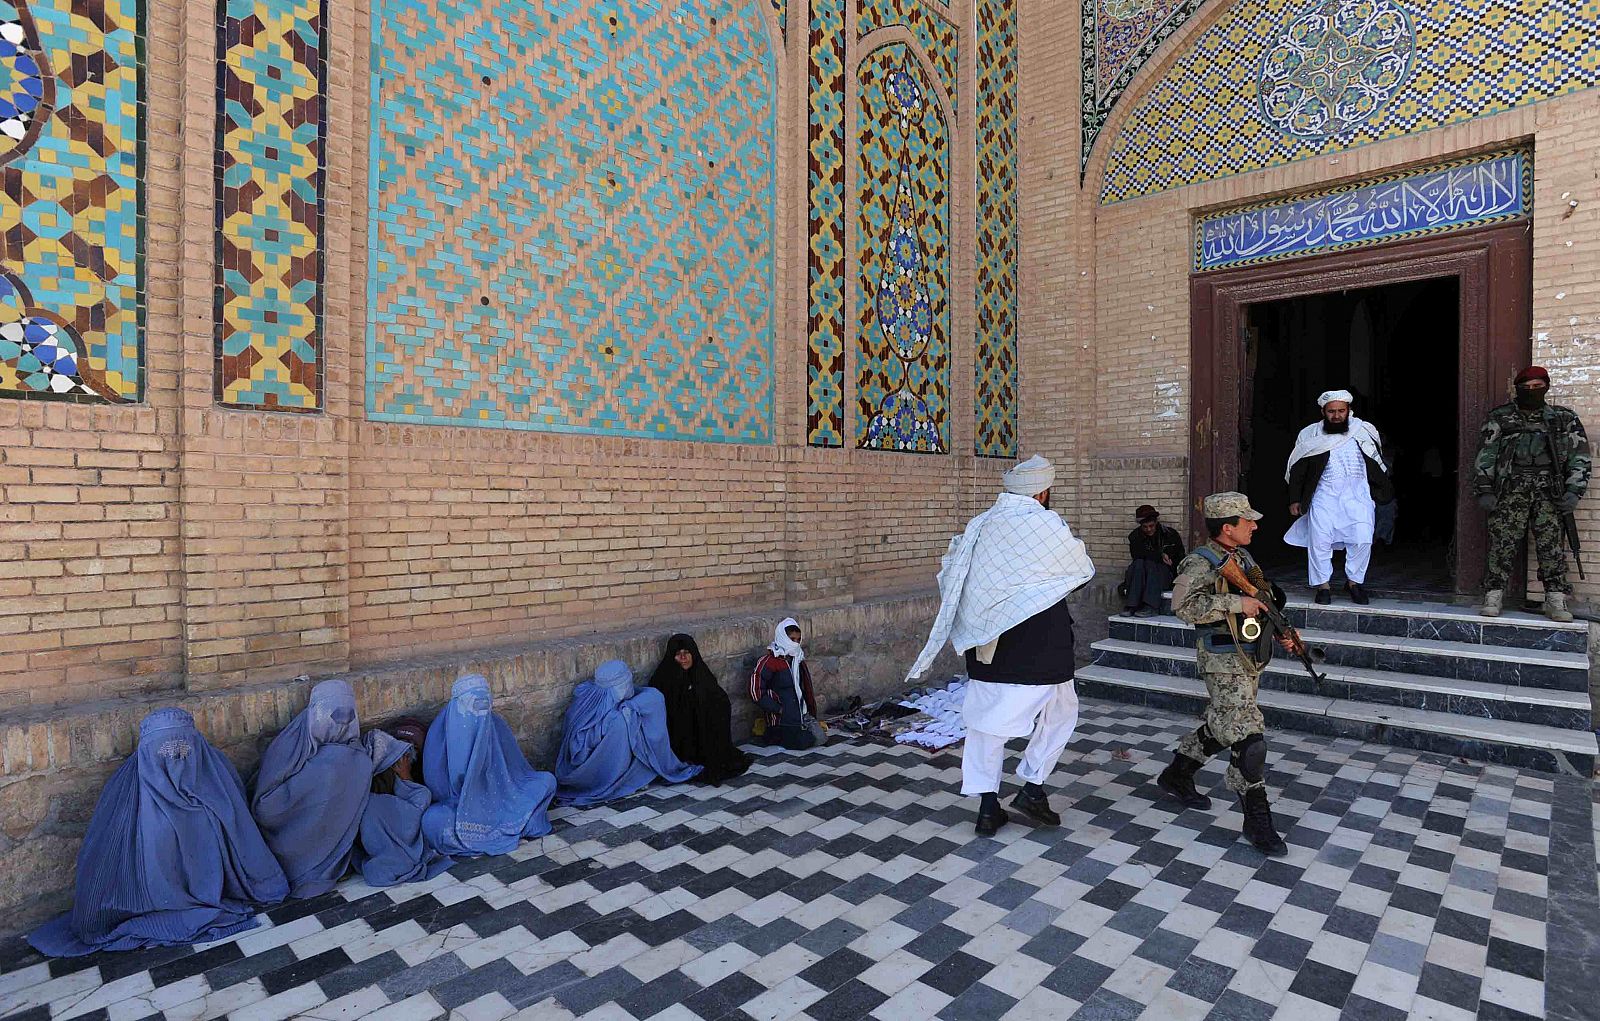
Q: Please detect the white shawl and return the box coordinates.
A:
[906,494,1095,682]
[1283,416,1386,482]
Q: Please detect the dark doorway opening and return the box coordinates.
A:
[1240,277,1460,593]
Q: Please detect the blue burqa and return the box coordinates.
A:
[250,679,372,898]
[421,675,557,856]
[355,731,451,887]
[28,708,289,957]
[554,660,701,807]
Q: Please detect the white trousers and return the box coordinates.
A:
[960,680,1079,795]
[1308,539,1371,586]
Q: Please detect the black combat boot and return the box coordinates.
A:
[1156,753,1211,810]
[1239,787,1288,857]
[1011,783,1061,826]
[975,792,1008,837]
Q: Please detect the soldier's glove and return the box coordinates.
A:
[1558,491,1581,513]
[1477,493,1498,512]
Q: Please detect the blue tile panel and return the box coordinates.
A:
[366,0,778,442]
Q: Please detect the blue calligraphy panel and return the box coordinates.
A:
[1194,149,1530,273]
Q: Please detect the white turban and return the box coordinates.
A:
[1317,389,1354,408]
[1002,454,1056,495]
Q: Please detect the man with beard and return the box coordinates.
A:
[906,455,1095,837]
[1283,390,1393,604]
[1475,366,1590,622]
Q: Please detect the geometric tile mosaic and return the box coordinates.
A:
[0,0,142,403]
[855,0,959,113]
[1195,147,1532,273]
[215,0,327,411]
[1102,0,1600,204]
[1079,0,1207,177]
[806,0,847,446]
[855,43,949,453]
[366,0,777,442]
[6,700,1595,1021]
[975,0,1018,459]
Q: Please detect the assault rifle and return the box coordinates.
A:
[1217,556,1328,686]
[1562,511,1585,581]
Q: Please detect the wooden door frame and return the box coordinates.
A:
[1188,220,1532,594]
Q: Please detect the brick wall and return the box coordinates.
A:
[0,0,1013,711]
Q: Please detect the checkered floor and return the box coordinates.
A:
[2,699,1596,1021]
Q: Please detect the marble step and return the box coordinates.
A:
[1075,664,1597,778]
[1091,638,1592,731]
[1136,593,1588,654]
[1106,615,1590,692]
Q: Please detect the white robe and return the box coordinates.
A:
[1286,436,1376,550]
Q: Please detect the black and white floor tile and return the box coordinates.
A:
[1,699,1595,1021]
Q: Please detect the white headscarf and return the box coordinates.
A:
[1002,455,1056,496]
[768,617,807,716]
[1317,389,1354,408]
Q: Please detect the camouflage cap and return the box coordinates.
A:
[1202,491,1263,521]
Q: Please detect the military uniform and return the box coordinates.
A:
[1156,492,1288,856]
[1474,399,1590,601]
[1171,539,1273,792]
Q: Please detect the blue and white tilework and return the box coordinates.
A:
[366,0,778,442]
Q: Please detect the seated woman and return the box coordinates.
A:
[251,679,374,898]
[356,729,451,887]
[749,618,824,750]
[29,708,289,957]
[422,675,557,857]
[554,660,701,806]
[648,634,751,785]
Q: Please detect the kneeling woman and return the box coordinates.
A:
[554,660,701,806]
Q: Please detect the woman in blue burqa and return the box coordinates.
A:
[29,708,289,957]
[356,729,451,887]
[554,659,701,806]
[251,679,373,898]
[422,674,557,856]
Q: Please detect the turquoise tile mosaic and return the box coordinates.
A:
[1079,0,1207,177]
[0,0,142,403]
[975,0,1018,458]
[806,0,846,447]
[215,0,327,412]
[855,0,959,110]
[366,0,778,442]
[855,43,949,453]
[1102,0,1600,203]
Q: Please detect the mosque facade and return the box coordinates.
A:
[0,0,1596,921]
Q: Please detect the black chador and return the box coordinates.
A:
[648,634,753,785]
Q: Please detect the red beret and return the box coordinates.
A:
[1515,366,1550,386]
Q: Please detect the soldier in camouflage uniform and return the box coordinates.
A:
[1156,492,1295,857]
[1475,366,1590,622]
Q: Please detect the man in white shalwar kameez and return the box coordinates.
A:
[1284,390,1393,605]
[907,455,1095,836]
